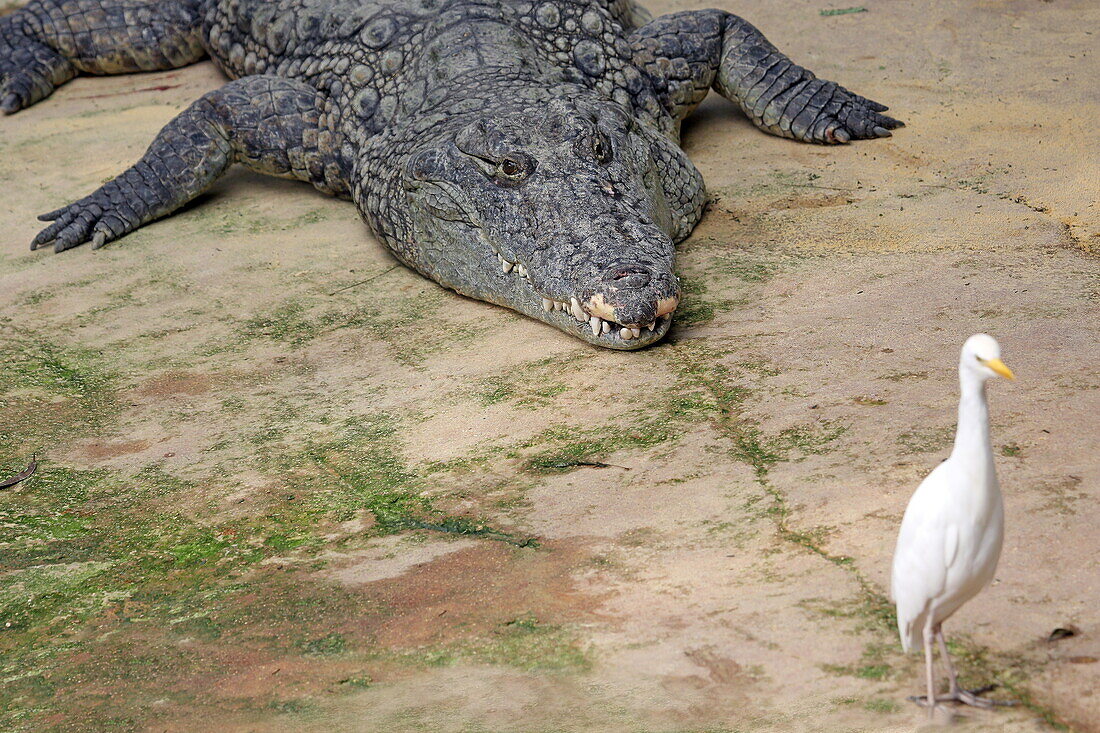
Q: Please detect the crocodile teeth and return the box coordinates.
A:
[516,264,527,278]
[542,293,662,340]
[502,259,514,273]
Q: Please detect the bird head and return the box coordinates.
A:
[961,334,1015,381]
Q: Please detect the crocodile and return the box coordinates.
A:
[1,0,901,349]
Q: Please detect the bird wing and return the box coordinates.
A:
[891,463,954,651]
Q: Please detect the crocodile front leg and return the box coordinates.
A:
[630,10,902,143]
[32,76,353,253]
[0,0,204,114]
[647,128,706,241]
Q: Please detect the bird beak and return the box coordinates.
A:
[983,358,1015,380]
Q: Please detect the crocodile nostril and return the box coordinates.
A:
[606,266,652,289]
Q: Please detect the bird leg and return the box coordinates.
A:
[909,627,1015,710]
[917,616,941,719]
[935,628,1015,708]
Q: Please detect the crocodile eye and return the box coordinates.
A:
[593,135,611,163]
[498,157,525,179]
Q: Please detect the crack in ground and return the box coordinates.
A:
[929,177,1091,254]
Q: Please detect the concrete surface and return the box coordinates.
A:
[1,0,1097,730]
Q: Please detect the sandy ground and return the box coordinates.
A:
[1,0,1098,731]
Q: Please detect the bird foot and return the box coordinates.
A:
[907,684,1016,710]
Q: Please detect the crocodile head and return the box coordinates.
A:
[399,95,680,349]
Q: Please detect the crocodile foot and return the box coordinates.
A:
[765,78,905,144]
[0,28,74,114]
[32,186,142,253]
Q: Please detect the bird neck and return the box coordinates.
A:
[951,370,992,466]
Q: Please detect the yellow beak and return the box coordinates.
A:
[983,358,1015,380]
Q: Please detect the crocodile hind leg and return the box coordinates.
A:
[0,0,205,114]
[629,10,902,143]
[32,76,353,253]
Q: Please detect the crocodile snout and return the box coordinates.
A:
[585,262,680,330]
[605,264,652,289]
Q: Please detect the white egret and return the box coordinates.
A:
[890,333,1015,716]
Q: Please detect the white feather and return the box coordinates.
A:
[890,334,1009,654]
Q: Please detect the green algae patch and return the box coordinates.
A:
[469,353,586,413]
[710,251,781,284]
[301,632,349,657]
[661,343,847,478]
[524,423,673,474]
[821,661,892,680]
[387,617,592,675]
[673,274,744,328]
[0,439,542,729]
[864,698,901,713]
[244,413,537,551]
[167,530,234,568]
[896,425,954,454]
[478,374,568,409]
[519,386,709,474]
[0,429,534,729]
[458,616,592,673]
[229,287,490,366]
[0,463,266,728]
[819,640,901,689]
[406,516,539,547]
[1,464,257,624]
[820,6,867,17]
[402,343,744,479]
[238,300,321,346]
[0,324,120,456]
[0,561,114,626]
[11,389,533,726]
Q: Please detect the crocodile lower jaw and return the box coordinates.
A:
[540,296,667,342]
[495,251,673,344]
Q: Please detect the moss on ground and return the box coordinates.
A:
[246,413,534,546]
[387,616,592,674]
[522,421,678,474]
[673,274,745,327]
[896,426,954,454]
[226,287,490,366]
[0,343,533,731]
[0,323,119,456]
[458,616,592,672]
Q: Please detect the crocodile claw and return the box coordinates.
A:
[32,191,136,253]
